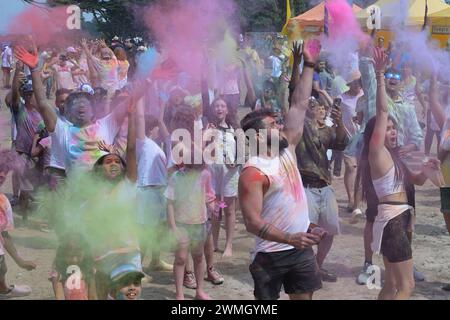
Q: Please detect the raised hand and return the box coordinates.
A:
[422,158,445,187]
[98,140,117,154]
[291,41,303,63]
[98,39,108,48]
[14,45,39,69]
[373,46,388,73]
[304,39,321,64]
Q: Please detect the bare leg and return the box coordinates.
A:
[391,259,415,300]
[211,206,221,252]
[12,170,19,199]
[0,272,9,293]
[344,161,357,208]
[424,128,433,156]
[204,233,214,269]
[174,243,189,300]
[316,235,334,268]
[289,292,313,300]
[378,256,397,300]
[5,71,11,88]
[435,132,441,156]
[443,213,450,235]
[222,197,236,257]
[364,221,374,263]
[191,241,211,300]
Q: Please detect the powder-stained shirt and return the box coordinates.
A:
[14,103,45,155]
[0,193,14,255]
[91,56,119,92]
[165,168,215,225]
[50,113,121,171]
[296,119,348,185]
[53,62,77,90]
[243,149,310,259]
[117,60,129,81]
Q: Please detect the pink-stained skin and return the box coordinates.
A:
[306,39,321,61]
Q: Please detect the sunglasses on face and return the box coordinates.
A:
[385,73,401,81]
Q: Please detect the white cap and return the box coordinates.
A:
[66,46,77,53]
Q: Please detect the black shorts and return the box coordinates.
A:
[0,255,7,276]
[381,210,413,263]
[249,247,322,300]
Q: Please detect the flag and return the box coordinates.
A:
[324,0,329,36]
[422,0,428,31]
[281,0,292,36]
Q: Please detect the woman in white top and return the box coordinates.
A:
[206,98,239,258]
[358,47,443,300]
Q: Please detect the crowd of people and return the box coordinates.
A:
[0,29,449,301]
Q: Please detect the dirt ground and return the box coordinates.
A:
[0,83,449,300]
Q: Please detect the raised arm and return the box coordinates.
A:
[359,43,377,127]
[239,58,257,109]
[369,47,390,154]
[136,97,146,140]
[14,43,57,131]
[81,40,99,83]
[11,61,23,112]
[429,74,445,130]
[288,42,302,106]
[126,99,137,183]
[158,97,170,140]
[284,40,319,148]
[111,78,151,128]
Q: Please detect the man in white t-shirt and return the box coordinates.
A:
[338,72,364,216]
[2,45,13,89]
[239,43,323,300]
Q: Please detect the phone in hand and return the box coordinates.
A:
[332,98,342,111]
[37,128,49,142]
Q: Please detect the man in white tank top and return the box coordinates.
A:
[238,42,324,300]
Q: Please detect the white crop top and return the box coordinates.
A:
[372,165,405,199]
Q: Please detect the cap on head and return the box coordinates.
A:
[110,263,145,284]
[66,47,77,54]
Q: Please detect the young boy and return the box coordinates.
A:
[0,150,36,298]
[108,263,145,300]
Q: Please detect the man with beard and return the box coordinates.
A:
[238,42,325,300]
[296,97,348,283]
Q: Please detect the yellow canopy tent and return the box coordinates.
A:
[356,0,449,26]
[430,5,450,25]
[357,0,450,47]
[429,5,450,48]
